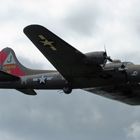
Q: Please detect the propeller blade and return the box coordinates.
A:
[102,46,113,67]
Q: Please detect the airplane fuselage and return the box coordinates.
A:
[1,61,140,93]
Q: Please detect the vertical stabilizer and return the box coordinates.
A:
[0,47,55,76]
[0,47,26,76]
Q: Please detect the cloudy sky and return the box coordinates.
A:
[1,0,140,140]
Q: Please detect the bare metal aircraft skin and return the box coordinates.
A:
[0,25,140,105]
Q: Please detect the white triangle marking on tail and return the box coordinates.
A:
[3,52,16,65]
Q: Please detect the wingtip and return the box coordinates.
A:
[23,24,46,34]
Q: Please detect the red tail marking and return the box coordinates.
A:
[0,50,26,76]
[0,51,7,65]
[9,66,25,76]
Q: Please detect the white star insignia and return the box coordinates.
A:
[39,75,47,84]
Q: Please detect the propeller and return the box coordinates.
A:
[103,46,113,67]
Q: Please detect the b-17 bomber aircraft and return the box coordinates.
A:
[0,25,140,105]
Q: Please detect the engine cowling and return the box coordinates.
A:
[84,51,108,65]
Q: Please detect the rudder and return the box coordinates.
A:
[0,47,26,76]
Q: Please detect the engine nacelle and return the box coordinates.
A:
[84,51,107,65]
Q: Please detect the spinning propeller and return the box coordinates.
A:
[103,47,113,67]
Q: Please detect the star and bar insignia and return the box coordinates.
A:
[38,34,57,51]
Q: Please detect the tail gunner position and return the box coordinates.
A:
[0,25,140,105]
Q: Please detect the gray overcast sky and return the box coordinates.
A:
[0,0,140,140]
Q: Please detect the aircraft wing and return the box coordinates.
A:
[24,25,100,81]
[85,87,140,105]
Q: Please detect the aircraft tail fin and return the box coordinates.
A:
[0,47,28,76]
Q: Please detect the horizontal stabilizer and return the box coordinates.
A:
[0,70,20,81]
[16,89,37,95]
